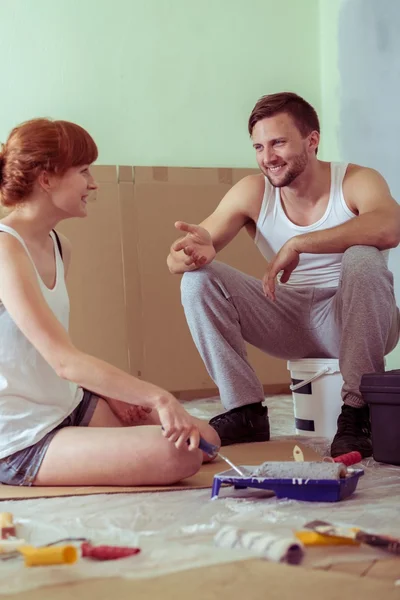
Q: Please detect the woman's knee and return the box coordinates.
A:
[164,444,203,483]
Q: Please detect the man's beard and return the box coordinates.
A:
[263,151,308,187]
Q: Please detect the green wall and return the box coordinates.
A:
[318,0,342,161]
[1,0,398,365]
[1,0,320,167]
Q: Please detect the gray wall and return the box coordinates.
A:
[338,0,400,301]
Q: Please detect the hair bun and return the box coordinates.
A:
[0,151,4,185]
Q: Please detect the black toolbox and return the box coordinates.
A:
[360,370,400,466]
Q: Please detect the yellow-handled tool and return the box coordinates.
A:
[295,530,359,547]
[18,545,78,567]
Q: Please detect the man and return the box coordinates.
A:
[167,92,400,458]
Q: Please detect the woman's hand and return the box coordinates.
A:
[156,394,201,450]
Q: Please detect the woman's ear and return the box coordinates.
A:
[37,170,53,193]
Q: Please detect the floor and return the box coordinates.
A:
[0,394,399,595]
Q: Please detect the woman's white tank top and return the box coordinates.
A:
[0,224,82,459]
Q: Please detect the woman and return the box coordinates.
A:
[0,118,220,487]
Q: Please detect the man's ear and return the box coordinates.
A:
[308,130,320,154]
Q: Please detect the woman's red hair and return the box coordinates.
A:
[0,118,98,207]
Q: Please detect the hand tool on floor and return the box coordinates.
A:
[0,542,78,566]
[20,544,78,566]
[0,536,141,565]
[305,520,400,555]
[215,525,304,564]
[81,542,140,560]
[323,451,362,466]
[295,530,359,547]
[0,513,17,539]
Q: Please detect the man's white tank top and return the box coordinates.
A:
[255,162,389,288]
[0,224,83,459]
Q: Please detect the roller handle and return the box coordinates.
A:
[161,427,219,457]
[198,437,219,457]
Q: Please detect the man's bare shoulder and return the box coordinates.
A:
[344,163,388,186]
[228,173,265,219]
[343,163,394,213]
[234,172,265,192]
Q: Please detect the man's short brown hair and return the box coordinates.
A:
[248,92,320,138]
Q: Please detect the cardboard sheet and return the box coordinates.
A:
[58,166,130,371]
[0,441,319,500]
[59,165,291,393]
[131,166,290,392]
[3,559,399,600]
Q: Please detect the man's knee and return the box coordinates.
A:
[180,262,224,302]
[341,245,386,281]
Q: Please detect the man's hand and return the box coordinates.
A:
[107,398,152,425]
[262,239,300,301]
[171,222,216,269]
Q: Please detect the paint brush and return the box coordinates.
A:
[305,520,400,555]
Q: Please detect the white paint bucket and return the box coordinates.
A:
[287,358,343,438]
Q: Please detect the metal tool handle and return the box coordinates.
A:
[198,437,219,456]
[355,531,400,555]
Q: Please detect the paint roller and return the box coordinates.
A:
[161,428,250,477]
[252,461,347,480]
[198,437,250,476]
[163,428,348,480]
[200,439,348,480]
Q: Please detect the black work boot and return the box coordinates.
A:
[330,404,372,458]
[209,403,270,446]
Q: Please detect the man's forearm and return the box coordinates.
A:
[291,211,400,255]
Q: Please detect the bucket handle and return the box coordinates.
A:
[290,366,331,392]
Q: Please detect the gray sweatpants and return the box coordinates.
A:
[181,246,400,410]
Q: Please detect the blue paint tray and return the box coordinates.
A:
[211,466,364,503]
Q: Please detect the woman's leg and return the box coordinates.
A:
[34,421,203,487]
[91,397,221,462]
[88,397,125,427]
[34,398,220,485]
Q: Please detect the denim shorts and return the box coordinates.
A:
[0,390,99,486]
